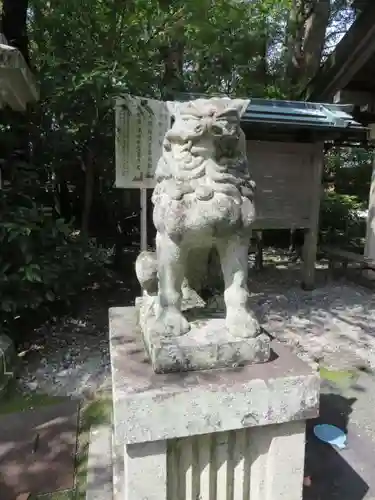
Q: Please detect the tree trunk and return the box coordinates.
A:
[285,0,330,94]
[254,32,268,90]
[81,149,95,238]
[158,2,186,100]
[285,0,305,86]
[1,0,30,66]
[57,177,72,221]
[302,0,331,81]
[160,39,185,100]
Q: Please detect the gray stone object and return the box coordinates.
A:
[110,307,319,445]
[85,425,113,500]
[134,97,272,373]
[113,95,321,500]
[137,295,270,373]
[110,307,320,500]
[0,334,16,397]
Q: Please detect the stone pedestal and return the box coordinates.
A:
[136,295,270,373]
[110,307,320,500]
[0,334,16,397]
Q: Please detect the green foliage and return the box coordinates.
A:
[325,147,372,203]
[321,146,372,250]
[0,179,112,335]
[320,192,366,248]
[335,164,371,203]
[0,0,367,342]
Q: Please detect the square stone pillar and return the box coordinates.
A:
[364,147,375,278]
[110,307,320,500]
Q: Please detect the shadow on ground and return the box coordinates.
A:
[304,393,369,500]
[0,401,79,500]
[247,259,375,371]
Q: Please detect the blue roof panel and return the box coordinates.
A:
[170,93,368,144]
[240,98,367,143]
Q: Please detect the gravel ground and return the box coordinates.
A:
[17,277,134,398]
[18,319,112,398]
[16,250,375,397]
[253,277,375,371]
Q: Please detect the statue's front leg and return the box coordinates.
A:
[155,231,190,336]
[217,234,260,338]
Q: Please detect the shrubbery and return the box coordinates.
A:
[0,186,112,339]
[319,191,366,250]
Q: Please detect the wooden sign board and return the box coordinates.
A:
[114,95,318,253]
[247,141,317,229]
[115,95,172,189]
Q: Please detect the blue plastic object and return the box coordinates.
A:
[313,424,347,449]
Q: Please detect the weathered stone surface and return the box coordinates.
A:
[125,440,167,500]
[112,415,124,500]
[136,295,270,373]
[110,307,320,445]
[166,421,306,500]
[86,425,113,500]
[134,250,158,295]
[0,37,39,111]
[0,334,16,397]
[135,98,263,348]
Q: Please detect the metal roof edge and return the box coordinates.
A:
[240,98,367,143]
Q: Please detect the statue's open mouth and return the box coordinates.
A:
[195,185,214,201]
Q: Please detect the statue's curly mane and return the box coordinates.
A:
[136,98,263,344]
[152,101,254,204]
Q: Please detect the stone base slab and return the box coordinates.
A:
[110,307,319,445]
[136,296,271,373]
[0,334,16,397]
[123,420,306,500]
[142,314,270,375]
[171,421,305,500]
[110,306,320,500]
[85,425,113,500]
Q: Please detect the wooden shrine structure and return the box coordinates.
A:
[115,95,367,289]
[304,0,375,271]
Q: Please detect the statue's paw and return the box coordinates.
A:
[154,308,190,337]
[226,308,260,338]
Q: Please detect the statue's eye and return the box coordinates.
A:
[211,125,223,135]
[226,125,238,135]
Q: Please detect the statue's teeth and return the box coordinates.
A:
[195,186,214,200]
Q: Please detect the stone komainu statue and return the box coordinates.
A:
[136,98,260,338]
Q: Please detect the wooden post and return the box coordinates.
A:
[365,155,375,260]
[301,147,324,290]
[140,187,148,252]
[254,230,264,271]
[364,155,375,279]
[364,126,375,278]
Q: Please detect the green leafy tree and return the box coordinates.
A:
[0,0,368,339]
